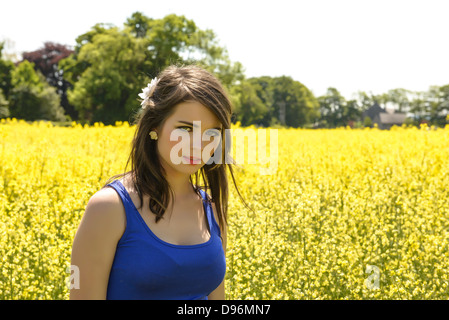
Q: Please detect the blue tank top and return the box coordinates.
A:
[105,180,226,300]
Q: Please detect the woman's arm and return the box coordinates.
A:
[208,279,225,300]
[208,203,227,300]
[69,187,125,300]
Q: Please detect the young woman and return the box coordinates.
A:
[70,65,250,300]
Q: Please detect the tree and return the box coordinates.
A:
[0,42,15,100]
[131,13,244,90]
[345,99,363,126]
[318,88,346,127]
[426,85,449,126]
[244,76,275,126]
[233,76,318,127]
[231,80,267,126]
[0,89,9,118]
[62,27,149,124]
[8,60,66,121]
[363,115,373,128]
[60,12,244,124]
[271,76,319,128]
[385,88,411,113]
[318,88,363,128]
[409,91,428,123]
[355,91,376,112]
[125,11,153,38]
[438,85,449,124]
[11,60,43,89]
[22,42,75,119]
[407,85,449,126]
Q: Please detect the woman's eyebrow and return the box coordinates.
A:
[177,120,222,130]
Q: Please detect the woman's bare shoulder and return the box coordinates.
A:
[89,184,123,212]
[90,175,130,211]
[79,183,126,239]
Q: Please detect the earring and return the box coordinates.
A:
[149,131,158,140]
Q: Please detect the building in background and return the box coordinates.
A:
[362,102,407,129]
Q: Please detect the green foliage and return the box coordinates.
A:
[425,85,449,126]
[11,60,43,90]
[21,42,75,120]
[4,13,447,127]
[318,88,365,128]
[231,80,268,125]
[60,12,244,125]
[146,14,197,71]
[271,76,319,128]
[9,85,42,120]
[0,45,14,100]
[319,88,347,127]
[0,44,13,118]
[0,89,9,118]
[125,11,154,38]
[232,76,319,127]
[8,61,66,121]
[38,85,66,121]
[63,27,149,124]
[364,116,373,128]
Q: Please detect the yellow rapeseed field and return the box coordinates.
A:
[1,118,448,299]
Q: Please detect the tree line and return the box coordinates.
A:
[1,12,448,128]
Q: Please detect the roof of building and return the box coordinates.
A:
[379,113,407,124]
[362,102,386,119]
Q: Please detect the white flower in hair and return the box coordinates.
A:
[138,77,159,109]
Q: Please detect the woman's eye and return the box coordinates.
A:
[206,129,221,137]
[178,126,192,132]
[177,127,220,137]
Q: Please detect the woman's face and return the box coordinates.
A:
[155,100,223,176]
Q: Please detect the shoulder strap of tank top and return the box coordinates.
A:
[106,180,137,223]
[199,188,221,237]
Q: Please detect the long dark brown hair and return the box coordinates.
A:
[103,65,252,231]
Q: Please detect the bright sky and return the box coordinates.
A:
[1,0,449,99]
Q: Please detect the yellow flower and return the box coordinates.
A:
[1,121,449,299]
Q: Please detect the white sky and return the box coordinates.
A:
[1,0,449,99]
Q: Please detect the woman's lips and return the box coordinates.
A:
[183,156,201,164]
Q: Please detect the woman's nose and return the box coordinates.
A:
[192,130,203,150]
